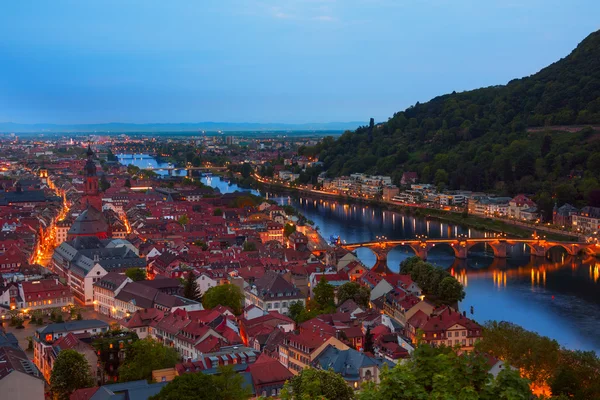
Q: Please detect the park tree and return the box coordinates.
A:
[50,349,94,400]
[313,276,335,308]
[126,268,146,282]
[336,282,371,308]
[202,284,244,315]
[118,338,180,382]
[183,271,201,301]
[282,368,355,400]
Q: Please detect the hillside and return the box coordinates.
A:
[301,30,600,219]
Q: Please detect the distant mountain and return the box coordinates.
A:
[0,121,363,133]
[301,30,600,219]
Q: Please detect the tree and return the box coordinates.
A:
[183,272,201,301]
[364,326,374,354]
[50,349,94,400]
[283,223,296,238]
[242,241,257,252]
[150,366,251,400]
[202,284,244,315]
[124,178,131,188]
[313,276,335,308]
[358,343,532,400]
[118,338,180,382]
[193,240,208,251]
[213,208,223,217]
[549,350,600,400]
[282,368,354,400]
[178,214,190,231]
[476,321,560,389]
[126,268,146,282]
[437,276,466,305]
[288,301,305,323]
[99,175,111,191]
[336,282,371,308]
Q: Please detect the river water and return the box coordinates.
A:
[120,154,600,353]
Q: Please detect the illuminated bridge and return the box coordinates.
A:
[340,235,599,273]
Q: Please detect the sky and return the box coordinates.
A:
[0,0,599,125]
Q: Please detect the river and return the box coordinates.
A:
[119,155,600,353]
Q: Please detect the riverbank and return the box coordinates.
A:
[246,177,579,242]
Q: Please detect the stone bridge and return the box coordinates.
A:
[341,237,599,273]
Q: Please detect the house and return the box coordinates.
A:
[33,320,109,375]
[278,331,348,375]
[119,308,165,339]
[400,172,418,186]
[42,333,98,382]
[572,206,600,234]
[51,236,145,305]
[245,271,305,314]
[20,279,73,312]
[552,203,578,228]
[93,272,132,317]
[312,345,394,389]
[414,308,482,351]
[69,380,167,400]
[0,245,28,273]
[508,194,537,220]
[0,346,44,400]
[247,354,293,398]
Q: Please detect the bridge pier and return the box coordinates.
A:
[454,243,468,259]
[529,244,547,257]
[187,169,193,178]
[492,242,508,258]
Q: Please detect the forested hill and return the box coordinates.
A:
[300,30,600,217]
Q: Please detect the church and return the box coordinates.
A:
[50,146,143,305]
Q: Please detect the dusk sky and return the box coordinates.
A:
[1,0,598,124]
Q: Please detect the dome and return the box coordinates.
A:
[67,206,109,237]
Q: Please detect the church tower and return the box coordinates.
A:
[80,145,103,210]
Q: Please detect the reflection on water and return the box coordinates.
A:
[109,159,600,354]
[196,175,600,353]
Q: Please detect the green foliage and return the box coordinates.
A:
[358,344,532,400]
[476,321,560,388]
[364,326,374,354]
[213,208,223,216]
[287,301,305,323]
[118,338,180,382]
[400,257,464,305]
[50,349,94,400]
[283,223,296,238]
[126,268,147,281]
[202,284,244,315]
[313,276,335,308]
[183,272,201,301]
[177,214,190,229]
[282,368,355,400]
[150,366,251,400]
[301,32,600,207]
[242,241,257,251]
[336,282,371,308]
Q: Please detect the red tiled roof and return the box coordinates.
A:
[248,354,293,386]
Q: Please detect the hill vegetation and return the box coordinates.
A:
[300,30,600,219]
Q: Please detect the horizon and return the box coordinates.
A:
[1,1,599,125]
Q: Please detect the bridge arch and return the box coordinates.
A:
[348,246,379,269]
[426,242,460,258]
[466,241,496,257]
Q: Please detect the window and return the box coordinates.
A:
[462,331,466,337]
